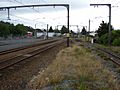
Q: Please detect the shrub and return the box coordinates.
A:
[98,33,108,45]
[97,30,120,46]
[112,38,120,46]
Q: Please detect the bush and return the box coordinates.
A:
[98,33,108,45]
[97,30,120,46]
[112,38,120,46]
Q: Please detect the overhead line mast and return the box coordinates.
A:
[0,4,70,47]
[90,4,111,46]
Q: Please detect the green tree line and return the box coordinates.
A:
[95,21,120,46]
[0,21,34,38]
[0,21,74,39]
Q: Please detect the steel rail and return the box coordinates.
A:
[0,39,58,64]
[86,43,120,66]
[0,40,64,70]
[96,47,120,66]
[0,39,58,55]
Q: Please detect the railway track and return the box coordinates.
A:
[0,39,59,63]
[85,43,120,66]
[0,39,58,55]
[96,46,120,66]
[0,39,64,70]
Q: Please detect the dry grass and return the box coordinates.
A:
[96,44,120,54]
[111,46,120,54]
[28,45,120,90]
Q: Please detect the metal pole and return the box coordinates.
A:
[47,24,49,39]
[76,25,78,32]
[7,8,10,20]
[88,19,90,42]
[108,4,111,46]
[89,19,90,33]
[0,4,69,22]
[35,23,37,38]
[0,4,70,42]
[0,4,69,9]
[90,4,111,46]
[67,5,69,47]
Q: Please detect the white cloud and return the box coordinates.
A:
[0,0,120,31]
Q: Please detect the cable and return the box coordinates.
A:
[111,0,120,13]
[90,0,104,4]
[39,0,47,3]
[99,0,104,4]
[10,14,33,21]
[9,14,36,26]
[7,0,13,3]
[16,0,41,13]
[110,0,118,4]
[115,1,120,5]
[7,0,41,14]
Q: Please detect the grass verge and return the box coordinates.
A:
[28,45,119,90]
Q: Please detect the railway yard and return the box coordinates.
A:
[0,38,120,90]
[1,0,120,90]
[0,38,67,90]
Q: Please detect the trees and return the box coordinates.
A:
[48,26,54,32]
[14,24,27,36]
[9,24,15,35]
[95,21,116,45]
[0,21,33,38]
[96,21,114,37]
[98,30,120,46]
[0,21,10,38]
[36,29,43,32]
[70,30,75,34]
[54,29,60,33]
[61,26,69,34]
[81,27,87,35]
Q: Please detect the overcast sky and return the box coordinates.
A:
[0,0,120,32]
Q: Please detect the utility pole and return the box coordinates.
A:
[109,4,111,46]
[89,19,90,34]
[46,24,49,39]
[88,19,90,42]
[35,23,37,38]
[90,4,111,46]
[67,5,70,47]
[7,8,10,20]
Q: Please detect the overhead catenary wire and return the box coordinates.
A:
[39,0,47,3]
[6,0,47,20]
[8,14,38,26]
[10,14,33,21]
[110,0,120,14]
[11,0,41,13]
[110,0,118,4]
[4,0,61,24]
[114,1,120,5]
[7,0,16,3]
[2,0,47,25]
